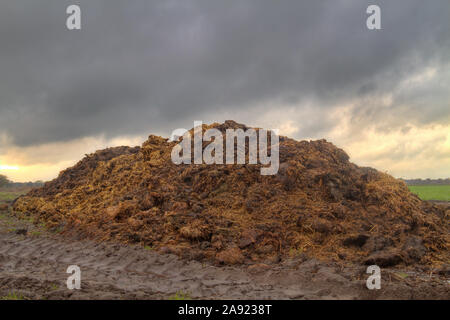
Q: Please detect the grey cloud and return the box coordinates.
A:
[0,0,449,146]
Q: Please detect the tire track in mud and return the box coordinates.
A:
[0,231,285,299]
[0,213,448,300]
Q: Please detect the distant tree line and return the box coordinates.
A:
[0,174,44,189]
[0,174,9,188]
[401,178,450,186]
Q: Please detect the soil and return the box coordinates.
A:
[0,211,448,300]
[430,201,450,209]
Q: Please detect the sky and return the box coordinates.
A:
[0,0,449,182]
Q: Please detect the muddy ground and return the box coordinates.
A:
[0,208,448,300]
[430,200,450,208]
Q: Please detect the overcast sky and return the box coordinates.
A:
[0,0,449,181]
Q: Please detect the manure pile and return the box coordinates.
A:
[13,121,449,267]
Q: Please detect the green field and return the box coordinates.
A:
[408,185,450,201]
[0,191,25,203]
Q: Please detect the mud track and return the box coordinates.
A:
[0,211,448,300]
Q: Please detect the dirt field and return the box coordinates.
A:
[0,209,448,300]
[430,201,450,209]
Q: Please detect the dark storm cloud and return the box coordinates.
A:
[0,0,449,146]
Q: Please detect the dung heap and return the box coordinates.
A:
[13,121,449,267]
